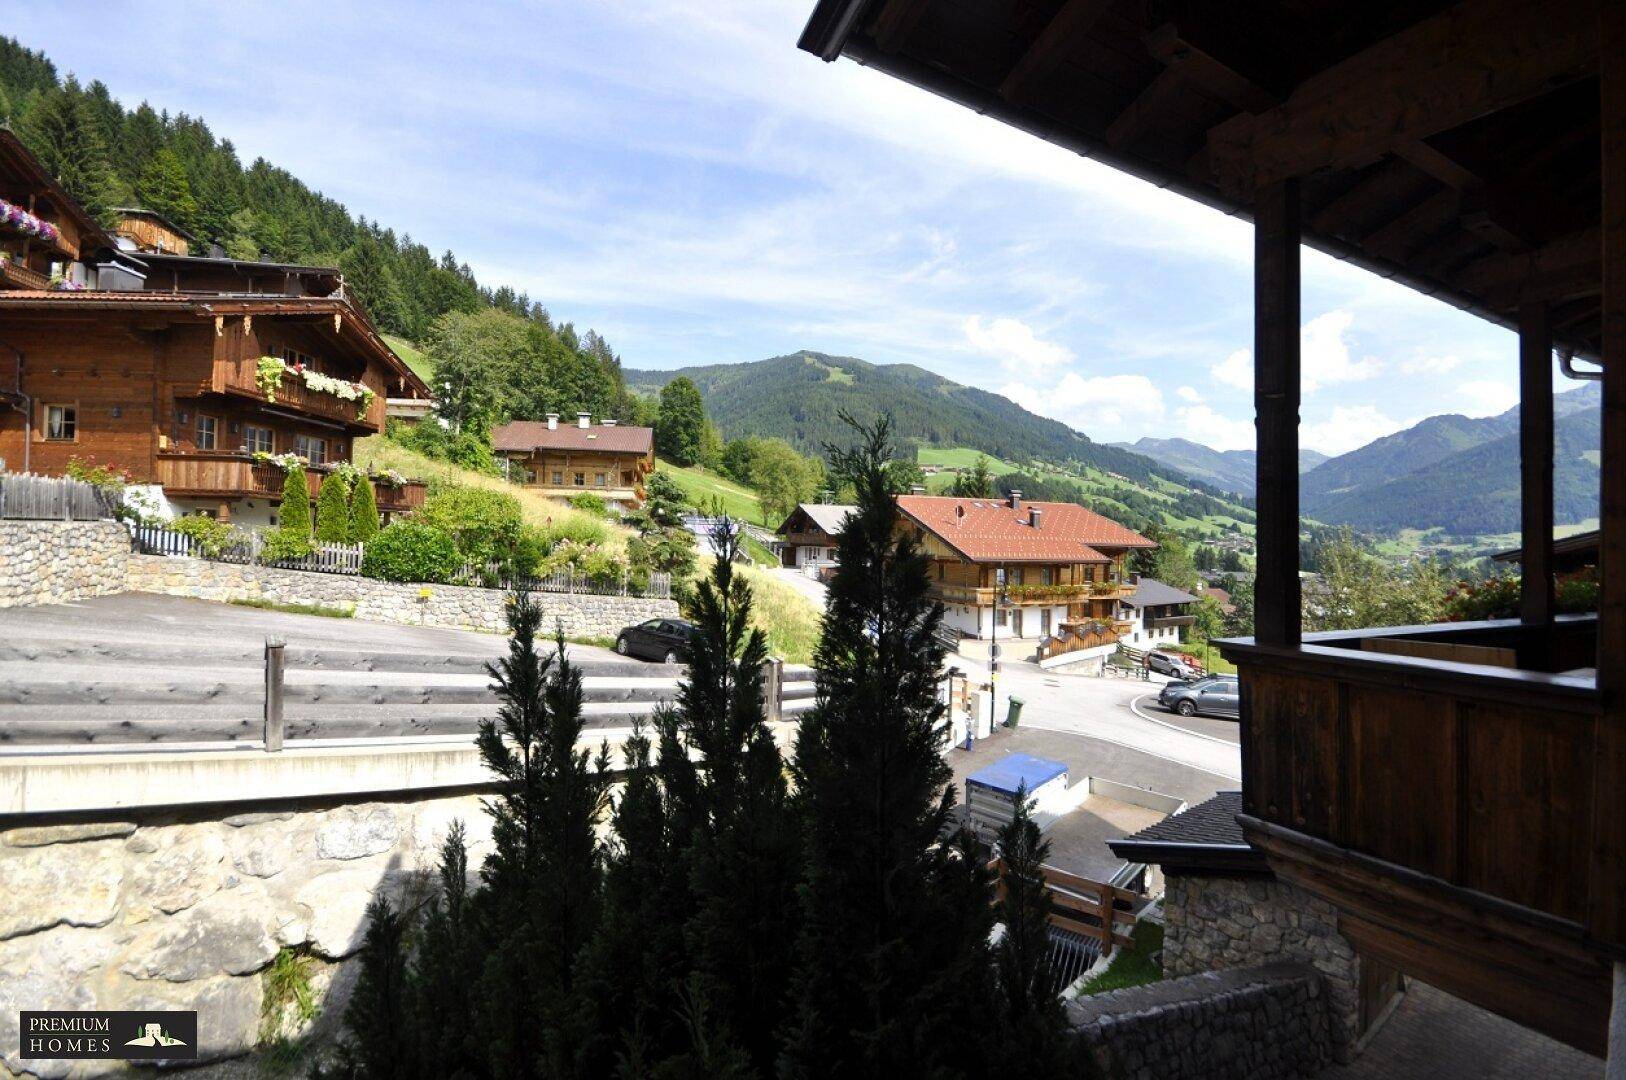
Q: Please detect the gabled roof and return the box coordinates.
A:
[114,207,198,242]
[1124,578,1200,608]
[780,503,856,536]
[1106,791,1268,875]
[491,421,653,455]
[0,127,115,259]
[895,494,1153,564]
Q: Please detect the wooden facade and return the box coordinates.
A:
[801,0,1625,1058]
[1,131,109,288]
[492,418,655,507]
[114,209,193,256]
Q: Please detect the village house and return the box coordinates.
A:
[1119,577,1198,649]
[776,501,855,573]
[0,129,432,525]
[893,490,1154,645]
[491,413,654,509]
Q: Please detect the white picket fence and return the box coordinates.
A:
[128,524,363,575]
[0,472,117,521]
[464,561,673,599]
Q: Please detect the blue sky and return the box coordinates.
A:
[9,1,1531,455]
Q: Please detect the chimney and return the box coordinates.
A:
[955,504,966,524]
[1029,507,1043,529]
[909,485,926,496]
[577,412,591,429]
[602,419,617,427]
[1007,490,1022,510]
[546,413,559,430]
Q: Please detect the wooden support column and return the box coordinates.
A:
[1594,0,1626,956]
[1519,302,1555,627]
[1253,180,1302,647]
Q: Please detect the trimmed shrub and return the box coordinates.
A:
[417,484,524,565]
[170,514,235,557]
[315,471,352,544]
[536,515,609,550]
[568,492,609,517]
[279,465,312,539]
[349,478,382,543]
[361,522,461,583]
[261,527,314,562]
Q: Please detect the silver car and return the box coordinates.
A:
[1158,675,1240,719]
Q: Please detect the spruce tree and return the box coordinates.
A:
[349,475,382,543]
[134,146,199,235]
[473,594,609,1078]
[781,414,997,1079]
[409,822,482,1079]
[278,464,312,540]
[16,76,121,227]
[314,470,351,544]
[331,895,414,1078]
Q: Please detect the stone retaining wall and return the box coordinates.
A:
[0,793,494,1078]
[0,520,128,610]
[125,554,678,637]
[1161,873,1364,1059]
[1068,961,1334,1080]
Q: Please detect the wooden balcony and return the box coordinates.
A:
[0,259,50,290]
[1219,617,1613,1055]
[1147,614,1196,629]
[930,580,1126,607]
[157,452,426,514]
[216,363,385,431]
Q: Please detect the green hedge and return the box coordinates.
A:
[360,521,461,583]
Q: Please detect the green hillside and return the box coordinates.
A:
[1115,438,1327,496]
[656,459,768,525]
[383,334,434,382]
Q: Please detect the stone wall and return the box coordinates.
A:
[1068,961,1334,1080]
[125,554,678,638]
[0,520,128,610]
[0,793,494,1078]
[1162,873,1363,1059]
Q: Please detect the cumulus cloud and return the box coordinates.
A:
[1209,310,1384,394]
[1301,405,1412,456]
[1457,379,1518,417]
[1176,384,1201,403]
[1175,405,1254,452]
[1400,353,1463,376]
[999,373,1165,429]
[964,315,1074,373]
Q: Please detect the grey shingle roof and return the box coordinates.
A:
[1118,791,1245,846]
[1123,577,1199,608]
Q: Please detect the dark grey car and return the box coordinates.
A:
[615,618,698,664]
[1157,675,1240,719]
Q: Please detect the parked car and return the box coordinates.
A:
[1146,650,1201,678]
[615,618,699,664]
[1157,675,1240,719]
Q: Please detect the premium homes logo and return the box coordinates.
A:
[20,1011,198,1062]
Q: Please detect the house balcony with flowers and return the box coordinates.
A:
[215,355,386,431]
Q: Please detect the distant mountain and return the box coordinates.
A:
[1113,437,1327,496]
[627,351,1208,490]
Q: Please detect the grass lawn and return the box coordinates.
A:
[735,561,821,663]
[916,446,1019,473]
[229,598,354,619]
[657,459,768,524]
[1168,640,1237,675]
[382,334,433,383]
[1076,919,1163,995]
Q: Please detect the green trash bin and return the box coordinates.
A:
[1005,696,1024,728]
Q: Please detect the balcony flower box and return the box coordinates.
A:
[0,198,61,245]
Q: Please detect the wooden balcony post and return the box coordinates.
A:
[1253,179,1302,647]
[1519,302,1554,628]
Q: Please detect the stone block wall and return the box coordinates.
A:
[1162,873,1363,1059]
[125,554,678,637]
[0,793,494,1078]
[1068,961,1334,1080]
[0,520,128,610]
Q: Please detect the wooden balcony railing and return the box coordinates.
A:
[216,363,386,431]
[931,580,1125,607]
[1036,620,1126,660]
[1220,616,1613,1054]
[990,859,1137,957]
[1146,613,1196,629]
[0,258,51,290]
[157,453,426,513]
[373,477,427,514]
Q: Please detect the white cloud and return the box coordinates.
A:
[1457,379,1518,417]
[1400,353,1463,376]
[1175,405,1254,452]
[1301,405,1412,456]
[999,373,1164,429]
[1177,385,1202,403]
[1209,310,1384,395]
[964,316,1074,373]
[1212,348,1253,390]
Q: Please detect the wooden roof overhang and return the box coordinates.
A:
[0,128,115,263]
[800,0,1605,359]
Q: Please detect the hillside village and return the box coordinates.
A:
[0,7,1621,1080]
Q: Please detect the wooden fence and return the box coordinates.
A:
[0,472,117,521]
[991,858,1139,958]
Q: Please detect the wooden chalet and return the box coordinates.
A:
[0,129,432,523]
[777,502,856,571]
[114,207,196,256]
[894,491,1153,642]
[491,413,655,509]
[801,0,1625,1060]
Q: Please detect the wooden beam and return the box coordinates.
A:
[869,0,931,52]
[1594,0,1626,956]
[1519,303,1555,629]
[1000,0,1117,105]
[1457,228,1601,304]
[1392,141,1480,190]
[1105,65,1188,150]
[1253,180,1301,648]
[1362,190,1461,262]
[1143,22,1278,114]
[1208,0,1599,195]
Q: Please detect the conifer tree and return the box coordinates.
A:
[16,76,121,226]
[134,146,199,234]
[278,464,312,540]
[473,594,609,1078]
[314,470,351,544]
[331,895,414,1078]
[348,475,381,543]
[409,822,481,1079]
[781,414,996,1079]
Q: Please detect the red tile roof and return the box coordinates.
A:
[895,494,1154,564]
[492,421,653,455]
